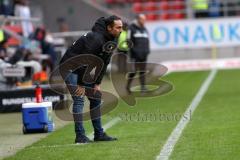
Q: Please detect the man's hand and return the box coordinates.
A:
[94,84,101,95]
[74,85,85,96]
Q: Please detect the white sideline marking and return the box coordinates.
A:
[27,117,121,149]
[156,69,218,160]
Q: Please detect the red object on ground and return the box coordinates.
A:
[35,84,42,103]
[33,71,48,83]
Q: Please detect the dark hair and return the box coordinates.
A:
[105,15,121,27]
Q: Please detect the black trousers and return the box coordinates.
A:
[127,58,147,88]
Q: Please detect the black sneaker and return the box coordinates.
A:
[94,132,117,142]
[75,135,92,144]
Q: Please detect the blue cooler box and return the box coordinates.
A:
[22,102,54,134]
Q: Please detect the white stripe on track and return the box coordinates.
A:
[156,69,218,160]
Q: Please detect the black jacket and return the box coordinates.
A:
[129,22,150,61]
[59,17,116,85]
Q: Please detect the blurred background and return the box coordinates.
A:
[0,0,240,111]
[1,1,240,159]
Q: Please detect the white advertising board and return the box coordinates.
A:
[146,17,240,50]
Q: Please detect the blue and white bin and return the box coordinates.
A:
[22,102,54,134]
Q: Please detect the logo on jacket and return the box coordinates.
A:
[133,31,148,38]
[102,41,117,54]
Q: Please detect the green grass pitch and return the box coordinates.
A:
[3,70,240,160]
